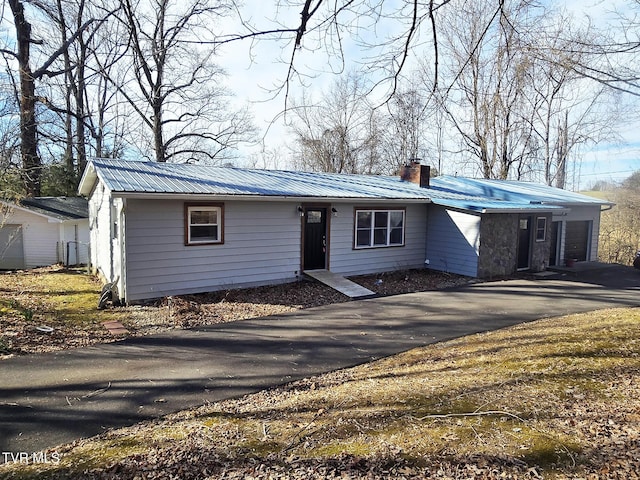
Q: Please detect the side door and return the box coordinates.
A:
[517,216,532,270]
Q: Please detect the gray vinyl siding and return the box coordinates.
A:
[124,199,302,301]
[425,206,480,277]
[328,203,428,276]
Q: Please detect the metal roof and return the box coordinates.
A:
[429,176,612,207]
[17,197,88,221]
[423,195,565,213]
[80,159,436,200]
[78,159,575,213]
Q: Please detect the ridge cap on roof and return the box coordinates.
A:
[89,158,401,180]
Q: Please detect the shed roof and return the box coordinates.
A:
[78,159,573,213]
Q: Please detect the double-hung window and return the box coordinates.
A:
[535,216,547,242]
[185,204,224,245]
[355,209,405,248]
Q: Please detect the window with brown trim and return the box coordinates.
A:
[354,208,405,248]
[185,203,224,245]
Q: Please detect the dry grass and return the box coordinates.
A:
[595,189,640,265]
[3,307,639,479]
[0,266,131,354]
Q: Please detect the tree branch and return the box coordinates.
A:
[32,18,96,79]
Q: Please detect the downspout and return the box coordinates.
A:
[107,187,115,283]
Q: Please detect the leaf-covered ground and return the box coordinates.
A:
[0,266,470,357]
[2,308,639,479]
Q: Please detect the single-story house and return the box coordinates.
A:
[77,159,612,303]
[0,197,89,270]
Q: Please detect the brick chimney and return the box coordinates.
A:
[400,160,430,188]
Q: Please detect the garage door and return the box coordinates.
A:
[565,221,590,262]
[0,224,25,270]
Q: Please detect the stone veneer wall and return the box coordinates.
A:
[478,213,552,278]
[478,214,518,278]
[529,213,552,272]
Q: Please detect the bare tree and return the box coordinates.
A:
[32,0,102,194]
[436,0,538,179]
[379,80,432,174]
[211,0,460,105]
[5,0,43,196]
[114,0,254,163]
[555,2,640,98]
[289,72,381,174]
[0,62,21,199]
[424,0,626,184]
[599,172,640,264]
[520,13,624,188]
[2,0,96,196]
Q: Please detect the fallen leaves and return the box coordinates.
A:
[5,308,639,479]
[1,267,467,357]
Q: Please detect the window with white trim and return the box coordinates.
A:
[186,204,223,245]
[535,216,547,242]
[355,209,405,248]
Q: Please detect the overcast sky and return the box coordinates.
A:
[219,0,640,189]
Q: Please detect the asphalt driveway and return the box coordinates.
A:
[1,264,639,454]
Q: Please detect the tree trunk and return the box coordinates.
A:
[9,0,42,196]
[153,99,165,162]
[555,111,569,189]
[75,43,88,175]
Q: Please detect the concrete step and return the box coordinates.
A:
[304,269,376,299]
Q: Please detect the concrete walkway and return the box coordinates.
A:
[1,265,639,454]
[305,269,376,298]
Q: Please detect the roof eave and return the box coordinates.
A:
[481,207,570,214]
[108,191,433,203]
[539,200,614,207]
[78,162,98,197]
[0,200,65,222]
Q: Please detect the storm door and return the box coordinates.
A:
[517,216,532,270]
[303,207,327,270]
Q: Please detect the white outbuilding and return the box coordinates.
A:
[0,197,89,270]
